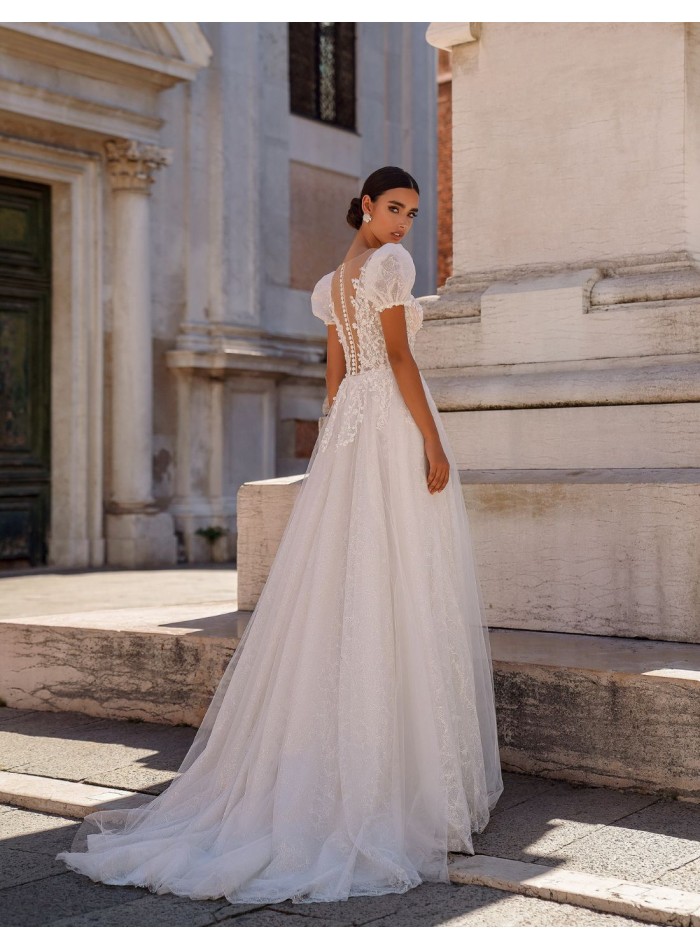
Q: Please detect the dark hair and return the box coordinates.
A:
[346,165,420,230]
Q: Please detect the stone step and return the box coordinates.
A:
[0,770,154,818]
[0,602,249,727]
[491,627,700,803]
[447,854,700,927]
[0,605,697,799]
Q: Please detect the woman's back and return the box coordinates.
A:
[311,242,424,377]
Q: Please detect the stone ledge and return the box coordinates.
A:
[422,259,700,316]
[448,854,700,926]
[0,770,155,819]
[0,610,697,799]
[423,359,700,411]
[491,630,700,802]
[458,467,700,484]
[0,602,248,726]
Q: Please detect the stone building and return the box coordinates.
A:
[0,21,437,570]
[418,22,700,792]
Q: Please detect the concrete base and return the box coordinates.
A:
[106,511,178,568]
[0,605,697,800]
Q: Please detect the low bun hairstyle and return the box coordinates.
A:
[346,165,420,230]
[346,196,363,230]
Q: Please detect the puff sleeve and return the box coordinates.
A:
[364,244,416,313]
[310,272,334,325]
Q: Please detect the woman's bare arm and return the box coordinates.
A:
[380,304,450,493]
[325,322,346,408]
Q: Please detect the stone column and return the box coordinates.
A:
[104,138,177,567]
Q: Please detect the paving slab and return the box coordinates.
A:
[0,805,663,927]
[0,709,194,790]
[483,770,564,813]
[533,799,700,886]
[655,857,700,892]
[362,891,654,927]
[47,892,260,928]
[0,846,67,889]
[215,908,352,927]
[471,781,660,861]
[222,881,653,928]
[0,860,148,927]
[0,803,77,854]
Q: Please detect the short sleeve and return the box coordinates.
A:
[310,273,334,325]
[364,244,416,312]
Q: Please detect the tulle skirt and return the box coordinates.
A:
[55,365,503,904]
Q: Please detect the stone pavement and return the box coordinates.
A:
[0,707,699,926]
[0,565,237,621]
[0,568,699,926]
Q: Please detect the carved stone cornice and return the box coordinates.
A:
[105,138,172,193]
[425,23,481,51]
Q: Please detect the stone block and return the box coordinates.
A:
[236,474,304,611]
[463,470,700,642]
[105,511,177,568]
[236,469,700,643]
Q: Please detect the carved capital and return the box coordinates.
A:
[105,139,173,193]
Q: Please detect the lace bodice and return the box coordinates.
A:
[310,242,424,375]
[309,243,425,454]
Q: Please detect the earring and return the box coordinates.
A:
[362,212,372,223]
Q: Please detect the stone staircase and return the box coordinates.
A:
[1,469,698,803]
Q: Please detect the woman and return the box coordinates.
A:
[56,165,503,905]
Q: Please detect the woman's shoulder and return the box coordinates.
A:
[365,241,415,280]
[312,269,334,292]
[310,270,334,324]
[363,242,416,307]
[369,241,414,266]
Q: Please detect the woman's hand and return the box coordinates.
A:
[424,436,450,494]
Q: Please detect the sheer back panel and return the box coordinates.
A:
[329,248,376,376]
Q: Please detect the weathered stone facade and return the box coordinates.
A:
[0,22,437,569]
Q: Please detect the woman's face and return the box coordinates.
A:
[363,187,419,245]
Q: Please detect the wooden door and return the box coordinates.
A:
[0,176,51,568]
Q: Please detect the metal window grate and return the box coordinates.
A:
[289,23,356,131]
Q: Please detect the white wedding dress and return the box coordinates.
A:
[56,241,503,904]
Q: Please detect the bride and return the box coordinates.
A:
[56,165,504,905]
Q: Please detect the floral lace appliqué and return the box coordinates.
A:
[317,247,424,454]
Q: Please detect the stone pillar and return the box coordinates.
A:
[104,138,177,567]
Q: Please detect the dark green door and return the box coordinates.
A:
[0,177,51,568]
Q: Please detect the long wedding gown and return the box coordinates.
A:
[56,241,503,904]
